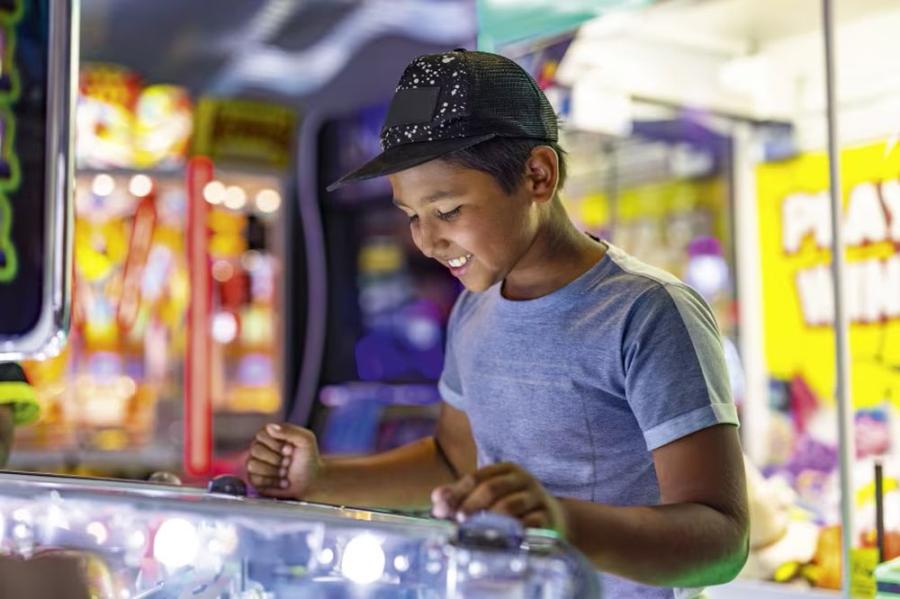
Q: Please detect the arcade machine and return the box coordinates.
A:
[291,105,461,456]
[13,65,296,479]
[0,471,600,598]
[0,0,74,358]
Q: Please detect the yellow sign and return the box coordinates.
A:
[756,141,900,409]
[192,97,296,170]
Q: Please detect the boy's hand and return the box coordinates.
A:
[430,462,567,535]
[245,423,322,499]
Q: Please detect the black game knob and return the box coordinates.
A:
[207,475,248,497]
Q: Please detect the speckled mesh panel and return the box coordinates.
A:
[380,50,557,151]
[465,51,557,142]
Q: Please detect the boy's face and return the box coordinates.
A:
[389,158,535,292]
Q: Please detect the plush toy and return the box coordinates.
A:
[739,455,820,581]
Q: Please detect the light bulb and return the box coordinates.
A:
[224,186,247,210]
[92,174,115,197]
[129,174,153,197]
[153,518,199,572]
[341,535,385,584]
[203,181,226,205]
[255,189,281,213]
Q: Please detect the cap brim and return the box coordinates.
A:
[326,133,497,192]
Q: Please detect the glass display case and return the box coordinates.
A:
[0,471,599,598]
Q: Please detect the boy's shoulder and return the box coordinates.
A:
[603,244,708,307]
[603,244,682,289]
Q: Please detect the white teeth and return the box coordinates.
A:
[448,254,471,268]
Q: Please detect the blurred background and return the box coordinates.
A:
[6,0,900,593]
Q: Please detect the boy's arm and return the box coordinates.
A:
[434,424,748,588]
[562,423,749,587]
[249,402,477,509]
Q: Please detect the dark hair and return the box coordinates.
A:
[439,138,568,195]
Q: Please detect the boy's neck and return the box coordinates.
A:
[502,201,606,301]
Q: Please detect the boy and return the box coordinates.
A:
[246,49,748,597]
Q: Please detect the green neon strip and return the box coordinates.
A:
[0,105,21,193]
[0,1,23,283]
[0,12,22,105]
[0,1,23,26]
[0,189,16,281]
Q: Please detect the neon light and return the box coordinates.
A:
[0,2,23,284]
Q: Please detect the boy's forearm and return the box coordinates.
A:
[561,497,749,588]
[303,436,457,509]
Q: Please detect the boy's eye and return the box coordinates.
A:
[436,206,461,221]
[407,213,419,224]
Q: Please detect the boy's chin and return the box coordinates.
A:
[459,275,495,293]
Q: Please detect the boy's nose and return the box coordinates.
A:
[416,222,447,259]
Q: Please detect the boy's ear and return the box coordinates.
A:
[524,146,559,204]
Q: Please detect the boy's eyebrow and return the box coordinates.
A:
[392,190,460,208]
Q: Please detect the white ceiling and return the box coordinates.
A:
[557,0,900,146]
[642,0,900,49]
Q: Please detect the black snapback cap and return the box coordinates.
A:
[327,49,558,191]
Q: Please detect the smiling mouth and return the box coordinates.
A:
[447,254,473,268]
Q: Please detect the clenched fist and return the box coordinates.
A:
[245,423,322,499]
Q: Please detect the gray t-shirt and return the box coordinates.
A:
[438,243,738,599]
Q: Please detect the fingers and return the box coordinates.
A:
[431,463,529,520]
[266,423,317,448]
[246,456,280,479]
[247,473,281,489]
[431,474,476,519]
[249,440,283,466]
[246,423,322,501]
[489,490,542,518]
[470,462,516,483]
[458,472,529,515]
[521,509,551,530]
[430,462,558,534]
[254,427,285,455]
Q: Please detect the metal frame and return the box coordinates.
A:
[821,0,855,595]
[289,110,329,426]
[0,0,77,359]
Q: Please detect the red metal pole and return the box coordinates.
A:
[185,156,214,476]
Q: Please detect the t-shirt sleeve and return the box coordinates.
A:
[622,283,738,451]
[438,294,467,410]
